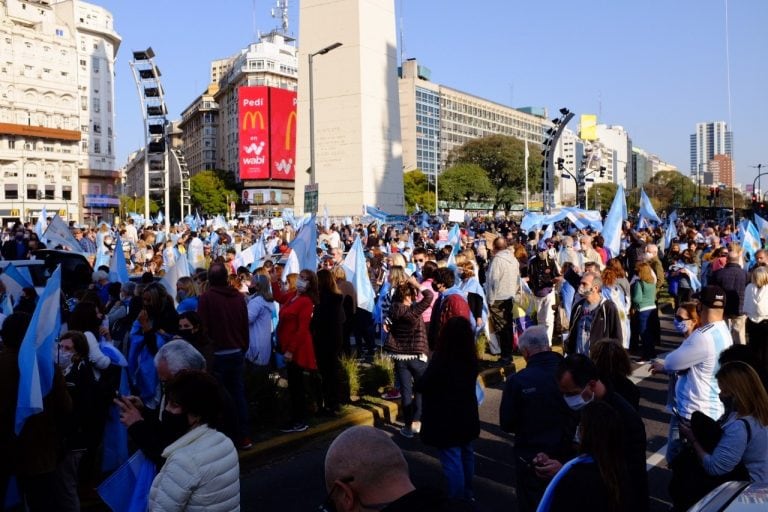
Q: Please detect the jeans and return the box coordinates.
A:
[666,415,683,465]
[637,308,659,360]
[438,444,475,500]
[213,351,250,439]
[55,449,86,512]
[727,315,747,345]
[395,358,428,425]
[489,299,514,357]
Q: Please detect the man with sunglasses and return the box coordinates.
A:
[322,426,473,511]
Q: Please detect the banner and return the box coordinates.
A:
[238,86,270,180]
[242,189,282,205]
[269,87,297,180]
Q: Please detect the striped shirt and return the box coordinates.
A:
[664,320,733,420]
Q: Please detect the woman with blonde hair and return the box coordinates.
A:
[631,262,658,362]
[745,266,768,369]
[175,276,199,314]
[676,361,768,508]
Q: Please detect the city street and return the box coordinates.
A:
[239,315,682,512]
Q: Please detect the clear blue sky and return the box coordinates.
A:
[100,0,768,187]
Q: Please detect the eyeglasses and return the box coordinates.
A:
[674,315,690,323]
[413,259,425,263]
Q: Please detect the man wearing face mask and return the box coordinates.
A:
[651,285,733,464]
[566,272,621,355]
[1,228,29,260]
[529,238,561,344]
[533,354,647,512]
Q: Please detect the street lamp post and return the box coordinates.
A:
[308,42,343,186]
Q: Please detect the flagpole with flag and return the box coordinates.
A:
[15,265,62,434]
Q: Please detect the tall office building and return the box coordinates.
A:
[0,0,119,225]
[399,59,547,187]
[690,121,733,181]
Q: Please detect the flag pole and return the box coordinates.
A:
[524,139,530,210]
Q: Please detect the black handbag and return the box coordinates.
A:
[668,412,752,511]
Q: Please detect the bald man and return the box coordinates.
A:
[323,426,472,511]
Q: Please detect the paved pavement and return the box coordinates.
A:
[239,312,684,511]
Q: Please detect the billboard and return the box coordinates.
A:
[269,87,297,180]
[238,87,270,180]
[579,114,598,141]
[242,188,283,205]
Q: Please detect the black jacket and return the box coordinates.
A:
[566,298,622,355]
[605,391,649,512]
[712,262,748,316]
[499,351,577,461]
[416,351,479,449]
[311,291,345,357]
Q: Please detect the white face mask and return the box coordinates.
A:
[296,278,308,292]
[548,248,556,258]
[563,389,594,411]
[577,286,592,297]
[58,350,74,370]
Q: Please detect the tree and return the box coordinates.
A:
[119,194,159,217]
[190,170,237,215]
[586,183,618,211]
[445,134,543,211]
[438,163,493,208]
[403,169,436,213]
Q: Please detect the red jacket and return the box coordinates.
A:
[278,294,317,370]
[198,285,249,352]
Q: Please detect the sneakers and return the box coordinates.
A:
[280,422,309,433]
[411,421,421,434]
[381,389,402,400]
[237,437,254,450]
[400,426,414,439]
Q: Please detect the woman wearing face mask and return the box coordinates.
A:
[177,311,214,371]
[277,269,319,433]
[744,266,768,371]
[676,362,768,508]
[175,276,199,314]
[148,370,240,511]
[630,262,659,363]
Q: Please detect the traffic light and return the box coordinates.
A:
[557,158,565,170]
[599,166,606,178]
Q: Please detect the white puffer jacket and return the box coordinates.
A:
[148,425,240,512]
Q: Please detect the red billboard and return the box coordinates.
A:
[269,88,297,180]
[238,86,270,180]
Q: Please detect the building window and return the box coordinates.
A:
[4,185,18,200]
[93,100,100,113]
[92,56,100,72]
[93,123,101,133]
[8,137,15,149]
[62,187,72,200]
[27,186,38,200]
[44,186,55,200]
[94,139,101,154]
[81,96,87,110]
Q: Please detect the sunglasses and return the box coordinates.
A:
[413,258,425,263]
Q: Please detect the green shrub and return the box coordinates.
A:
[340,353,360,399]
[476,334,488,359]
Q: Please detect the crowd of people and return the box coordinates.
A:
[1,210,768,510]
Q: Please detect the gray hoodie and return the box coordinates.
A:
[484,249,520,303]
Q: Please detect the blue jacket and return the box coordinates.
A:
[499,351,577,461]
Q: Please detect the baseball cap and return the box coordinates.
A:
[699,285,726,309]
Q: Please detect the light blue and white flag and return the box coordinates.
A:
[754,213,768,241]
[156,210,164,225]
[342,237,375,312]
[323,205,330,231]
[35,205,48,244]
[15,265,61,434]
[97,449,156,512]
[282,248,301,281]
[289,214,317,272]
[562,207,603,231]
[0,263,33,302]
[602,185,626,258]
[638,189,662,224]
[664,222,678,255]
[109,234,130,284]
[211,215,228,231]
[234,238,266,270]
[742,220,762,262]
[160,254,190,305]
[668,210,678,226]
[2,293,13,316]
[43,214,82,253]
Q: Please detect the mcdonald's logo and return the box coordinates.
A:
[285,111,297,149]
[242,111,265,130]
[10,209,19,216]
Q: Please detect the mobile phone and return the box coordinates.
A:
[518,456,533,468]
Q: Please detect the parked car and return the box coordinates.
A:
[689,481,768,512]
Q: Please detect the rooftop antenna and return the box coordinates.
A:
[271,0,290,34]
[252,0,258,41]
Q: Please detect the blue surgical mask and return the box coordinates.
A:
[563,389,594,411]
[673,319,689,334]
